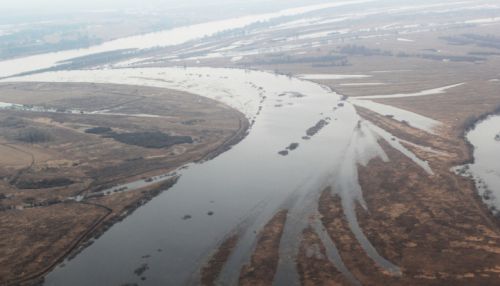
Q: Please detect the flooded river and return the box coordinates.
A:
[0,0,499,284]
[1,68,495,286]
[1,1,483,283]
[5,67,412,285]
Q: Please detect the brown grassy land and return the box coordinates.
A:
[0,203,109,285]
[201,234,239,286]
[239,210,288,286]
[315,106,500,285]
[296,226,351,286]
[0,82,248,285]
[229,19,500,285]
[355,139,500,285]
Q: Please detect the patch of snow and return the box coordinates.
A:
[366,121,434,175]
[352,83,464,99]
[298,74,372,80]
[351,99,441,133]
[397,37,414,42]
[231,56,243,62]
[465,17,500,24]
[339,83,386,87]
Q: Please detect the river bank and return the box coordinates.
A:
[0,82,249,286]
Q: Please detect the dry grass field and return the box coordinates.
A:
[0,82,248,285]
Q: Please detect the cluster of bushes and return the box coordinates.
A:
[20,197,61,207]
[84,126,193,149]
[419,54,484,62]
[106,131,193,149]
[15,127,52,143]
[252,54,348,66]
[14,178,74,189]
[442,34,500,49]
[0,116,25,128]
[338,43,484,63]
[462,104,500,132]
[85,126,112,134]
[339,44,393,56]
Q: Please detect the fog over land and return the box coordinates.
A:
[1,0,332,12]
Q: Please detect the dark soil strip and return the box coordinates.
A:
[200,234,239,286]
[318,189,400,286]
[239,210,288,286]
[297,226,351,286]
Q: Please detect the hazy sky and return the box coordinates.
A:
[1,0,272,11]
[0,0,337,26]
